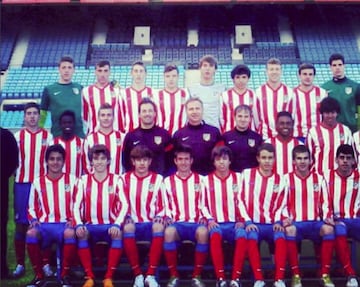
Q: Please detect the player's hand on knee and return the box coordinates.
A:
[75,225,87,238]
[235,222,245,229]
[29,220,40,229]
[108,225,121,238]
[324,217,335,226]
[273,223,284,232]
[125,216,134,225]
[245,224,258,232]
[207,219,219,231]
[282,217,292,227]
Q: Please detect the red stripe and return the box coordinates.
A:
[65,174,72,220]
[85,176,92,223]
[96,179,104,224]
[135,174,143,221]
[182,176,190,221]
[40,176,49,222]
[29,132,36,182]
[208,175,217,220]
[125,88,134,131]
[19,130,26,182]
[53,176,60,222]
[221,175,229,221]
[289,174,297,220]
[88,86,97,132]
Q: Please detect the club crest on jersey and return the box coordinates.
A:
[273,184,279,192]
[313,184,319,192]
[232,184,238,192]
[154,136,162,145]
[65,184,71,192]
[345,87,352,95]
[148,184,154,192]
[203,133,211,141]
[283,94,289,103]
[248,139,255,147]
[353,182,358,190]
[340,133,345,141]
[42,139,47,145]
[194,184,200,192]
[77,146,82,154]
[72,88,80,95]
[108,186,114,194]
[116,138,121,146]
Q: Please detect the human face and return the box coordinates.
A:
[200,61,216,82]
[235,109,251,131]
[60,115,75,137]
[214,154,231,174]
[336,153,355,175]
[186,100,203,125]
[257,150,275,174]
[58,61,74,83]
[164,69,179,91]
[330,59,345,79]
[24,107,40,129]
[91,153,110,173]
[131,64,146,85]
[98,108,114,129]
[276,116,293,138]
[293,152,311,175]
[47,151,64,175]
[139,103,156,126]
[95,65,110,86]
[233,74,249,91]
[299,68,315,88]
[322,111,338,127]
[266,64,282,84]
[174,152,193,174]
[132,157,152,177]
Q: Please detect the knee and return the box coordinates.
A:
[164,226,177,241]
[26,227,39,238]
[320,224,334,236]
[285,225,297,237]
[123,223,135,234]
[152,222,165,233]
[196,226,209,243]
[63,228,75,240]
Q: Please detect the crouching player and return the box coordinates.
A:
[163,145,211,287]
[73,144,128,287]
[26,144,77,287]
[324,144,360,287]
[121,145,165,287]
[240,143,287,287]
[283,145,335,287]
[203,146,256,287]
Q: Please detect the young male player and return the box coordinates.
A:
[40,56,84,138]
[13,102,53,278]
[25,144,77,287]
[51,110,83,177]
[163,145,211,287]
[221,64,255,133]
[240,143,287,287]
[73,144,128,287]
[204,146,255,287]
[121,145,165,287]
[283,145,335,287]
[82,60,121,134]
[323,144,360,287]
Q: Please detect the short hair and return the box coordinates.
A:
[257,143,275,156]
[234,104,252,117]
[45,144,66,162]
[329,53,345,65]
[336,144,355,158]
[298,63,316,75]
[59,110,76,123]
[266,57,281,67]
[199,55,218,69]
[319,97,341,114]
[231,64,251,79]
[96,60,111,68]
[164,63,179,74]
[130,145,153,160]
[174,144,193,159]
[292,145,310,160]
[138,97,157,114]
[211,146,233,163]
[58,56,74,67]
[98,103,114,116]
[24,102,40,113]
[88,144,111,162]
[185,97,203,109]
[276,111,293,122]
[131,61,146,72]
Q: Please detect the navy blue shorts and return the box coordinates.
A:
[38,222,67,248]
[86,224,112,244]
[14,182,31,224]
[292,221,325,243]
[172,222,204,242]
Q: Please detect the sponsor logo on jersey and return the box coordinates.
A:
[203,133,210,141]
[54,91,61,96]
[228,140,236,145]
[72,88,80,95]
[345,87,353,95]
[133,140,141,145]
[248,139,255,147]
[154,136,162,145]
[181,136,189,141]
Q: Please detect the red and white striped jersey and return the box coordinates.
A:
[283,171,331,222]
[203,171,251,223]
[221,88,256,133]
[254,83,293,140]
[119,86,154,133]
[121,171,165,223]
[290,86,327,138]
[323,169,360,220]
[265,136,303,175]
[14,128,53,183]
[240,168,287,224]
[163,172,211,222]
[51,136,84,178]
[83,130,124,175]
[28,173,77,223]
[73,173,128,226]
[353,131,360,164]
[153,88,188,136]
[81,84,121,134]
[306,123,353,174]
